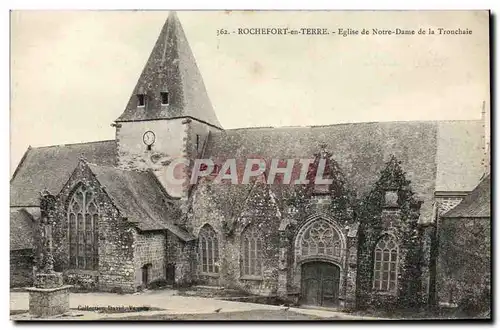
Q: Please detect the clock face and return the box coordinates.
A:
[143,131,156,146]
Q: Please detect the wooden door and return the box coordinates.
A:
[142,264,151,286]
[301,261,340,307]
[166,263,175,285]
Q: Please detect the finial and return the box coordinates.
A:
[168,10,178,20]
[318,143,330,159]
[387,154,400,165]
[39,188,51,197]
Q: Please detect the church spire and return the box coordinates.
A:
[116,11,222,129]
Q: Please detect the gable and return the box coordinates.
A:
[238,179,281,222]
[10,140,118,207]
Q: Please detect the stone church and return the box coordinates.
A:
[10,12,488,310]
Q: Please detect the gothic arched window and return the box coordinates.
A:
[67,184,99,270]
[241,225,263,277]
[299,220,342,258]
[373,234,399,292]
[198,224,219,274]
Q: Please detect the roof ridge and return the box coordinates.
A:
[87,163,153,175]
[221,119,482,132]
[29,139,116,150]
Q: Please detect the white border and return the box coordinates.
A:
[3,1,498,329]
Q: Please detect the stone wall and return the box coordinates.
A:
[187,184,225,287]
[27,286,71,317]
[437,216,490,307]
[181,119,222,217]
[52,161,136,293]
[357,210,427,309]
[228,183,280,295]
[189,182,281,294]
[10,249,33,287]
[134,231,166,287]
[420,223,436,305]
[165,230,193,286]
[356,157,427,310]
[432,194,465,305]
[115,118,220,202]
[116,118,188,198]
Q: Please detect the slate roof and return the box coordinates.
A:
[10,209,34,251]
[87,164,194,240]
[442,174,490,218]
[203,120,484,223]
[116,12,222,129]
[10,140,118,207]
[10,119,483,226]
[435,120,485,191]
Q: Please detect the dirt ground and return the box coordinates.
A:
[101,309,337,320]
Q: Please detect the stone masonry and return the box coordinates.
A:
[53,161,136,293]
[134,231,166,287]
[27,285,72,317]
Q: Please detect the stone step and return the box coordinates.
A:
[193,285,225,291]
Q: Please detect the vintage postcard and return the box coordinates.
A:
[10,10,491,321]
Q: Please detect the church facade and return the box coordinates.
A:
[10,12,487,310]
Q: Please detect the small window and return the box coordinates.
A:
[137,94,146,107]
[161,92,169,105]
[196,134,200,151]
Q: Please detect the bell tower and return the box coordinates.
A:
[113,11,223,198]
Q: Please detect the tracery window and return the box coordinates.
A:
[299,220,342,258]
[373,234,399,292]
[241,225,263,277]
[67,184,99,270]
[198,224,219,274]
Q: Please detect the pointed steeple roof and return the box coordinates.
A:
[116,12,222,128]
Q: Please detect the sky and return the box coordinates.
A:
[10,10,490,173]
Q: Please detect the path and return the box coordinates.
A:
[10,289,381,320]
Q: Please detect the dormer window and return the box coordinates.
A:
[137,94,146,107]
[161,91,169,105]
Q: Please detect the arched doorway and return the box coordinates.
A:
[301,261,341,307]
